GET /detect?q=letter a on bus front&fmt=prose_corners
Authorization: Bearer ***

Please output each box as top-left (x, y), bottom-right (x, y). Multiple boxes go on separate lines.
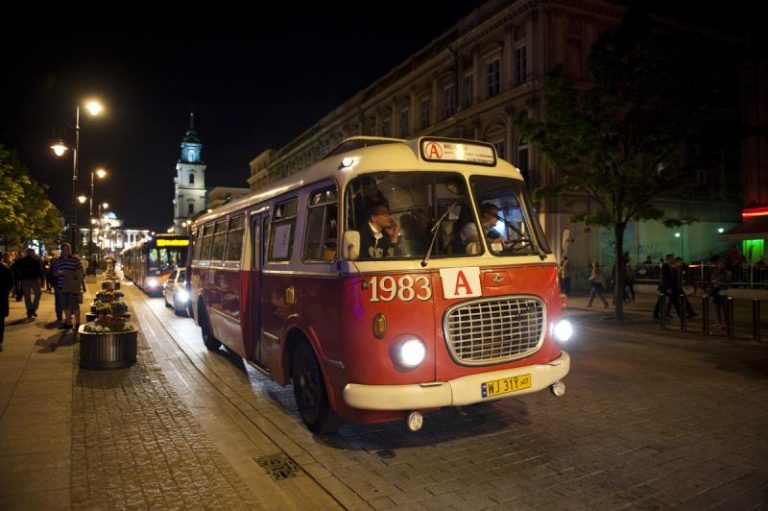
top-left (439, 267), bottom-right (482, 299)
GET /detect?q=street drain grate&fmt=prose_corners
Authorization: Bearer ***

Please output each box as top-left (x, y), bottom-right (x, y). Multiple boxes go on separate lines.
top-left (254, 453), bottom-right (300, 480)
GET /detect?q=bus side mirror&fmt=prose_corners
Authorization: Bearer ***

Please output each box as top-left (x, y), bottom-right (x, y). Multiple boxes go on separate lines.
top-left (343, 231), bottom-right (360, 260)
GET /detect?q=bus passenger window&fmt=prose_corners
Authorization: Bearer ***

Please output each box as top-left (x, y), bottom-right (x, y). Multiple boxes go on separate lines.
top-left (269, 198), bottom-right (298, 261)
top-left (225, 215), bottom-right (245, 263)
top-left (211, 220), bottom-right (228, 261)
top-left (303, 186), bottom-right (338, 262)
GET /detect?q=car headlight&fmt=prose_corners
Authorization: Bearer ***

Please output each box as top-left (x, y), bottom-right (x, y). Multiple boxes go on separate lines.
top-left (392, 336), bottom-right (426, 369)
top-left (176, 288), bottom-right (189, 303)
top-left (553, 319), bottom-right (574, 343)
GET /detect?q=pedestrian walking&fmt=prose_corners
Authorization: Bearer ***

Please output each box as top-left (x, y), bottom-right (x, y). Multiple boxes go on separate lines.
top-left (587, 261), bottom-right (609, 308)
top-left (0, 252), bottom-right (13, 347)
top-left (11, 248), bottom-right (45, 319)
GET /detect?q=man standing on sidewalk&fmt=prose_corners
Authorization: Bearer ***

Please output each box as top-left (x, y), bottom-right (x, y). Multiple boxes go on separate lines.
top-left (11, 248), bottom-right (44, 319)
top-left (52, 243), bottom-right (85, 330)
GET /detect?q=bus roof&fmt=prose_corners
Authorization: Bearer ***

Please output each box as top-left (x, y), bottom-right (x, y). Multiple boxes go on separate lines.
top-left (193, 136), bottom-right (524, 226)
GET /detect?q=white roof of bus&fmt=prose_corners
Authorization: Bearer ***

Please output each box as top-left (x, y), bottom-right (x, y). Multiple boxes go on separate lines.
top-left (193, 136), bottom-right (524, 225)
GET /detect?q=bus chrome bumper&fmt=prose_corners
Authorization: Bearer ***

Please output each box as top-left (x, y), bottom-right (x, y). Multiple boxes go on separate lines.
top-left (343, 351), bottom-right (570, 411)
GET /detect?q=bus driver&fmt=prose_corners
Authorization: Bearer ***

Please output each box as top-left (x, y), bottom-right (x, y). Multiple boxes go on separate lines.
top-left (360, 202), bottom-right (400, 259)
top-left (460, 202), bottom-right (503, 254)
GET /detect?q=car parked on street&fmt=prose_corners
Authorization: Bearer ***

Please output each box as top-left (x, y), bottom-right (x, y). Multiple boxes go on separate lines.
top-left (163, 268), bottom-right (189, 316)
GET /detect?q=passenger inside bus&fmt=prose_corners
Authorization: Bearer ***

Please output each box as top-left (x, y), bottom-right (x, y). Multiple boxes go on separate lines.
top-left (352, 176), bottom-right (389, 227)
top-left (460, 202), bottom-right (503, 254)
top-left (399, 208), bottom-right (431, 257)
top-left (359, 202), bottom-right (400, 259)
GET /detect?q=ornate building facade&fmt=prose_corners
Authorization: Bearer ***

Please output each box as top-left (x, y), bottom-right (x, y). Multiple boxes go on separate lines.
top-left (247, 0), bottom-right (746, 288)
top-left (173, 114), bottom-right (207, 235)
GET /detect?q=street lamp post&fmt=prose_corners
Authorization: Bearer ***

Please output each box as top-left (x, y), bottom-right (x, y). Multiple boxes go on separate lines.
top-left (50, 99), bottom-right (103, 253)
top-left (88, 168), bottom-right (107, 274)
top-left (97, 202), bottom-right (109, 256)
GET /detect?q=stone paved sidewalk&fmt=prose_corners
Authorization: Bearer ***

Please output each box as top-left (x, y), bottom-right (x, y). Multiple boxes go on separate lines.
top-left (71, 331), bottom-right (263, 510)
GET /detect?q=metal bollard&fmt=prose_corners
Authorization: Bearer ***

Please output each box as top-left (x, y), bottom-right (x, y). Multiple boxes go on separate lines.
top-left (701, 295), bottom-right (709, 335)
top-left (726, 297), bottom-right (735, 339)
top-left (753, 299), bottom-right (761, 342)
top-left (659, 293), bottom-right (667, 329)
top-left (680, 292), bottom-right (687, 332)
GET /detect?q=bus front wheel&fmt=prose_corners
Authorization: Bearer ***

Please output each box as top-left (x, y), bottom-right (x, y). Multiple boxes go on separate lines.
top-left (292, 342), bottom-right (343, 434)
top-left (198, 304), bottom-right (221, 351)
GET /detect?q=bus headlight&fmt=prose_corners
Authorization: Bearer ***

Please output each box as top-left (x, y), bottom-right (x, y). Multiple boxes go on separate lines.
top-left (176, 288), bottom-right (190, 303)
top-left (392, 337), bottom-right (426, 369)
top-left (147, 277), bottom-right (159, 288)
top-left (553, 319), bottom-right (574, 343)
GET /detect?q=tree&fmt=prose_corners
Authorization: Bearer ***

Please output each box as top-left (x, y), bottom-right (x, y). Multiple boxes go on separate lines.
top-left (515, 10), bottom-right (726, 320)
top-left (0, 145), bottom-right (64, 250)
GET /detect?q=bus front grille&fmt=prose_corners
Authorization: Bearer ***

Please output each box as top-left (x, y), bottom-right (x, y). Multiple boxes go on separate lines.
top-left (443, 296), bottom-right (545, 365)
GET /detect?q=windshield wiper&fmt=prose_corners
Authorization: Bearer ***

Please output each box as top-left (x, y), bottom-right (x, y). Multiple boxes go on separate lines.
top-left (420, 203), bottom-right (457, 268)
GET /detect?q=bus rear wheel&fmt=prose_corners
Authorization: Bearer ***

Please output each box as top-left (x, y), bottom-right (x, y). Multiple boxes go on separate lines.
top-left (198, 304), bottom-right (221, 351)
top-left (292, 342), bottom-right (343, 434)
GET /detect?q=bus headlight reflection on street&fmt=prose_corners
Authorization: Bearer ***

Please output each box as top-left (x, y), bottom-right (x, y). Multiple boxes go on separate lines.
top-left (393, 336), bottom-right (426, 369)
top-left (553, 319), bottom-right (574, 343)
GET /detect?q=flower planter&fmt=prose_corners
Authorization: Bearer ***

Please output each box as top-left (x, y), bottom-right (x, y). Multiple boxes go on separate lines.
top-left (101, 280), bottom-right (121, 290)
top-left (86, 312), bottom-right (131, 323)
top-left (78, 326), bottom-right (138, 369)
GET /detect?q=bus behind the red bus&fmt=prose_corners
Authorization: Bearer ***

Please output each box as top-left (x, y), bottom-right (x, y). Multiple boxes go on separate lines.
top-left (121, 234), bottom-right (189, 296)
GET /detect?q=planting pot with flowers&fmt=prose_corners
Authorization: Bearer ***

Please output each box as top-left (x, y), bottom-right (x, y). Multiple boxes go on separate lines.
top-left (79, 315), bottom-right (138, 369)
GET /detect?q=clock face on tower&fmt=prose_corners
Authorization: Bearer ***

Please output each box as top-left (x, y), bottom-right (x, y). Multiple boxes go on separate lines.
top-left (187, 148), bottom-right (197, 162)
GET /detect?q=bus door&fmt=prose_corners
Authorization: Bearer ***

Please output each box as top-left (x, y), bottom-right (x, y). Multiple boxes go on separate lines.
top-left (245, 212), bottom-right (266, 362)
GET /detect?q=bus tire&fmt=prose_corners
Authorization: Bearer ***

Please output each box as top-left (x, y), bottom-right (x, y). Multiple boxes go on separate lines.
top-left (292, 342), bottom-right (343, 434)
top-left (198, 303), bottom-right (221, 351)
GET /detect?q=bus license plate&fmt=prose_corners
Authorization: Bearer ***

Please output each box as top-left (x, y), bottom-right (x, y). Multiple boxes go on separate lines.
top-left (481, 374), bottom-right (532, 398)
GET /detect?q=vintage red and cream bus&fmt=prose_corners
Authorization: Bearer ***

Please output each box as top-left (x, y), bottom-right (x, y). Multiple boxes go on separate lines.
top-left (189, 136), bottom-right (572, 433)
top-left (121, 234), bottom-right (189, 296)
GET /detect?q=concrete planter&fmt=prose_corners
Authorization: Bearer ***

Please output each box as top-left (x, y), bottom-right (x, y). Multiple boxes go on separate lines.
top-left (78, 326), bottom-right (137, 369)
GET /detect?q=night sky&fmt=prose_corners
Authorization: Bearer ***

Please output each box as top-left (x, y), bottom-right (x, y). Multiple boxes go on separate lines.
top-left (0, 2), bottom-right (487, 233)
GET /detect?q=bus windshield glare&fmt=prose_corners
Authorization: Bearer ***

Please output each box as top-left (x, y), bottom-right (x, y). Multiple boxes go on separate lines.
top-left (345, 172), bottom-right (548, 260)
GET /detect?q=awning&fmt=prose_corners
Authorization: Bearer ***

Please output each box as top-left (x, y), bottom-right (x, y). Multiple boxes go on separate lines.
top-left (719, 216), bottom-right (768, 241)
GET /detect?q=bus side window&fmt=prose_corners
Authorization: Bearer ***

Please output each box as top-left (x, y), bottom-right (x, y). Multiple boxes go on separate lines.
top-left (303, 186), bottom-right (338, 263)
top-left (269, 198), bottom-right (298, 261)
top-left (201, 224), bottom-right (215, 260)
top-left (225, 215), bottom-right (245, 264)
top-left (211, 220), bottom-right (228, 261)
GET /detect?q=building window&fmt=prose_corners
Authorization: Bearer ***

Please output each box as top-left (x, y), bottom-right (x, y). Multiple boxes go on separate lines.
top-left (443, 84), bottom-right (455, 118)
top-left (381, 119), bottom-right (390, 137)
top-left (189, 173), bottom-right (195, 185)
top-left (188, 203), bottom-right (194, 215)
top-left (486, 58), bottom-right (500, 98)
top-left (420, 98), bottom-right (430, 130)
top-left (515, 46), bottom-right (527, 85)
top-left (399, 109), bottom-right (409, 138)
top-left (462, 72), bottom-right (474, 108)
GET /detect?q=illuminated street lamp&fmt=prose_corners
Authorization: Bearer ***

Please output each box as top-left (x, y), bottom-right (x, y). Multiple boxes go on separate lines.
top-left (87, 168), bottom-right (108, 274)
top-left (50, 99), bottom-right (104, 252)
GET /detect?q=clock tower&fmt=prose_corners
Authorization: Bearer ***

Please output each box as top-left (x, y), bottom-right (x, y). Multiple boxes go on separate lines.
top-left (173, 113), bottom-right (207, 234)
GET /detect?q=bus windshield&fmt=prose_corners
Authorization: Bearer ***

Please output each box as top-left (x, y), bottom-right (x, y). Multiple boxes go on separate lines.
top-left (345, 172), bottom-right (547, 260)
top-left (148, 247), bottom-right (187, 274)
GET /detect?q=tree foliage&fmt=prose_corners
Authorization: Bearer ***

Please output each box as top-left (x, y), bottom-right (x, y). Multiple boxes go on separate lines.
top-left (0, 145), bottom-right (64, 249)
top-left (515, 9), bottom-right (724, 319)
